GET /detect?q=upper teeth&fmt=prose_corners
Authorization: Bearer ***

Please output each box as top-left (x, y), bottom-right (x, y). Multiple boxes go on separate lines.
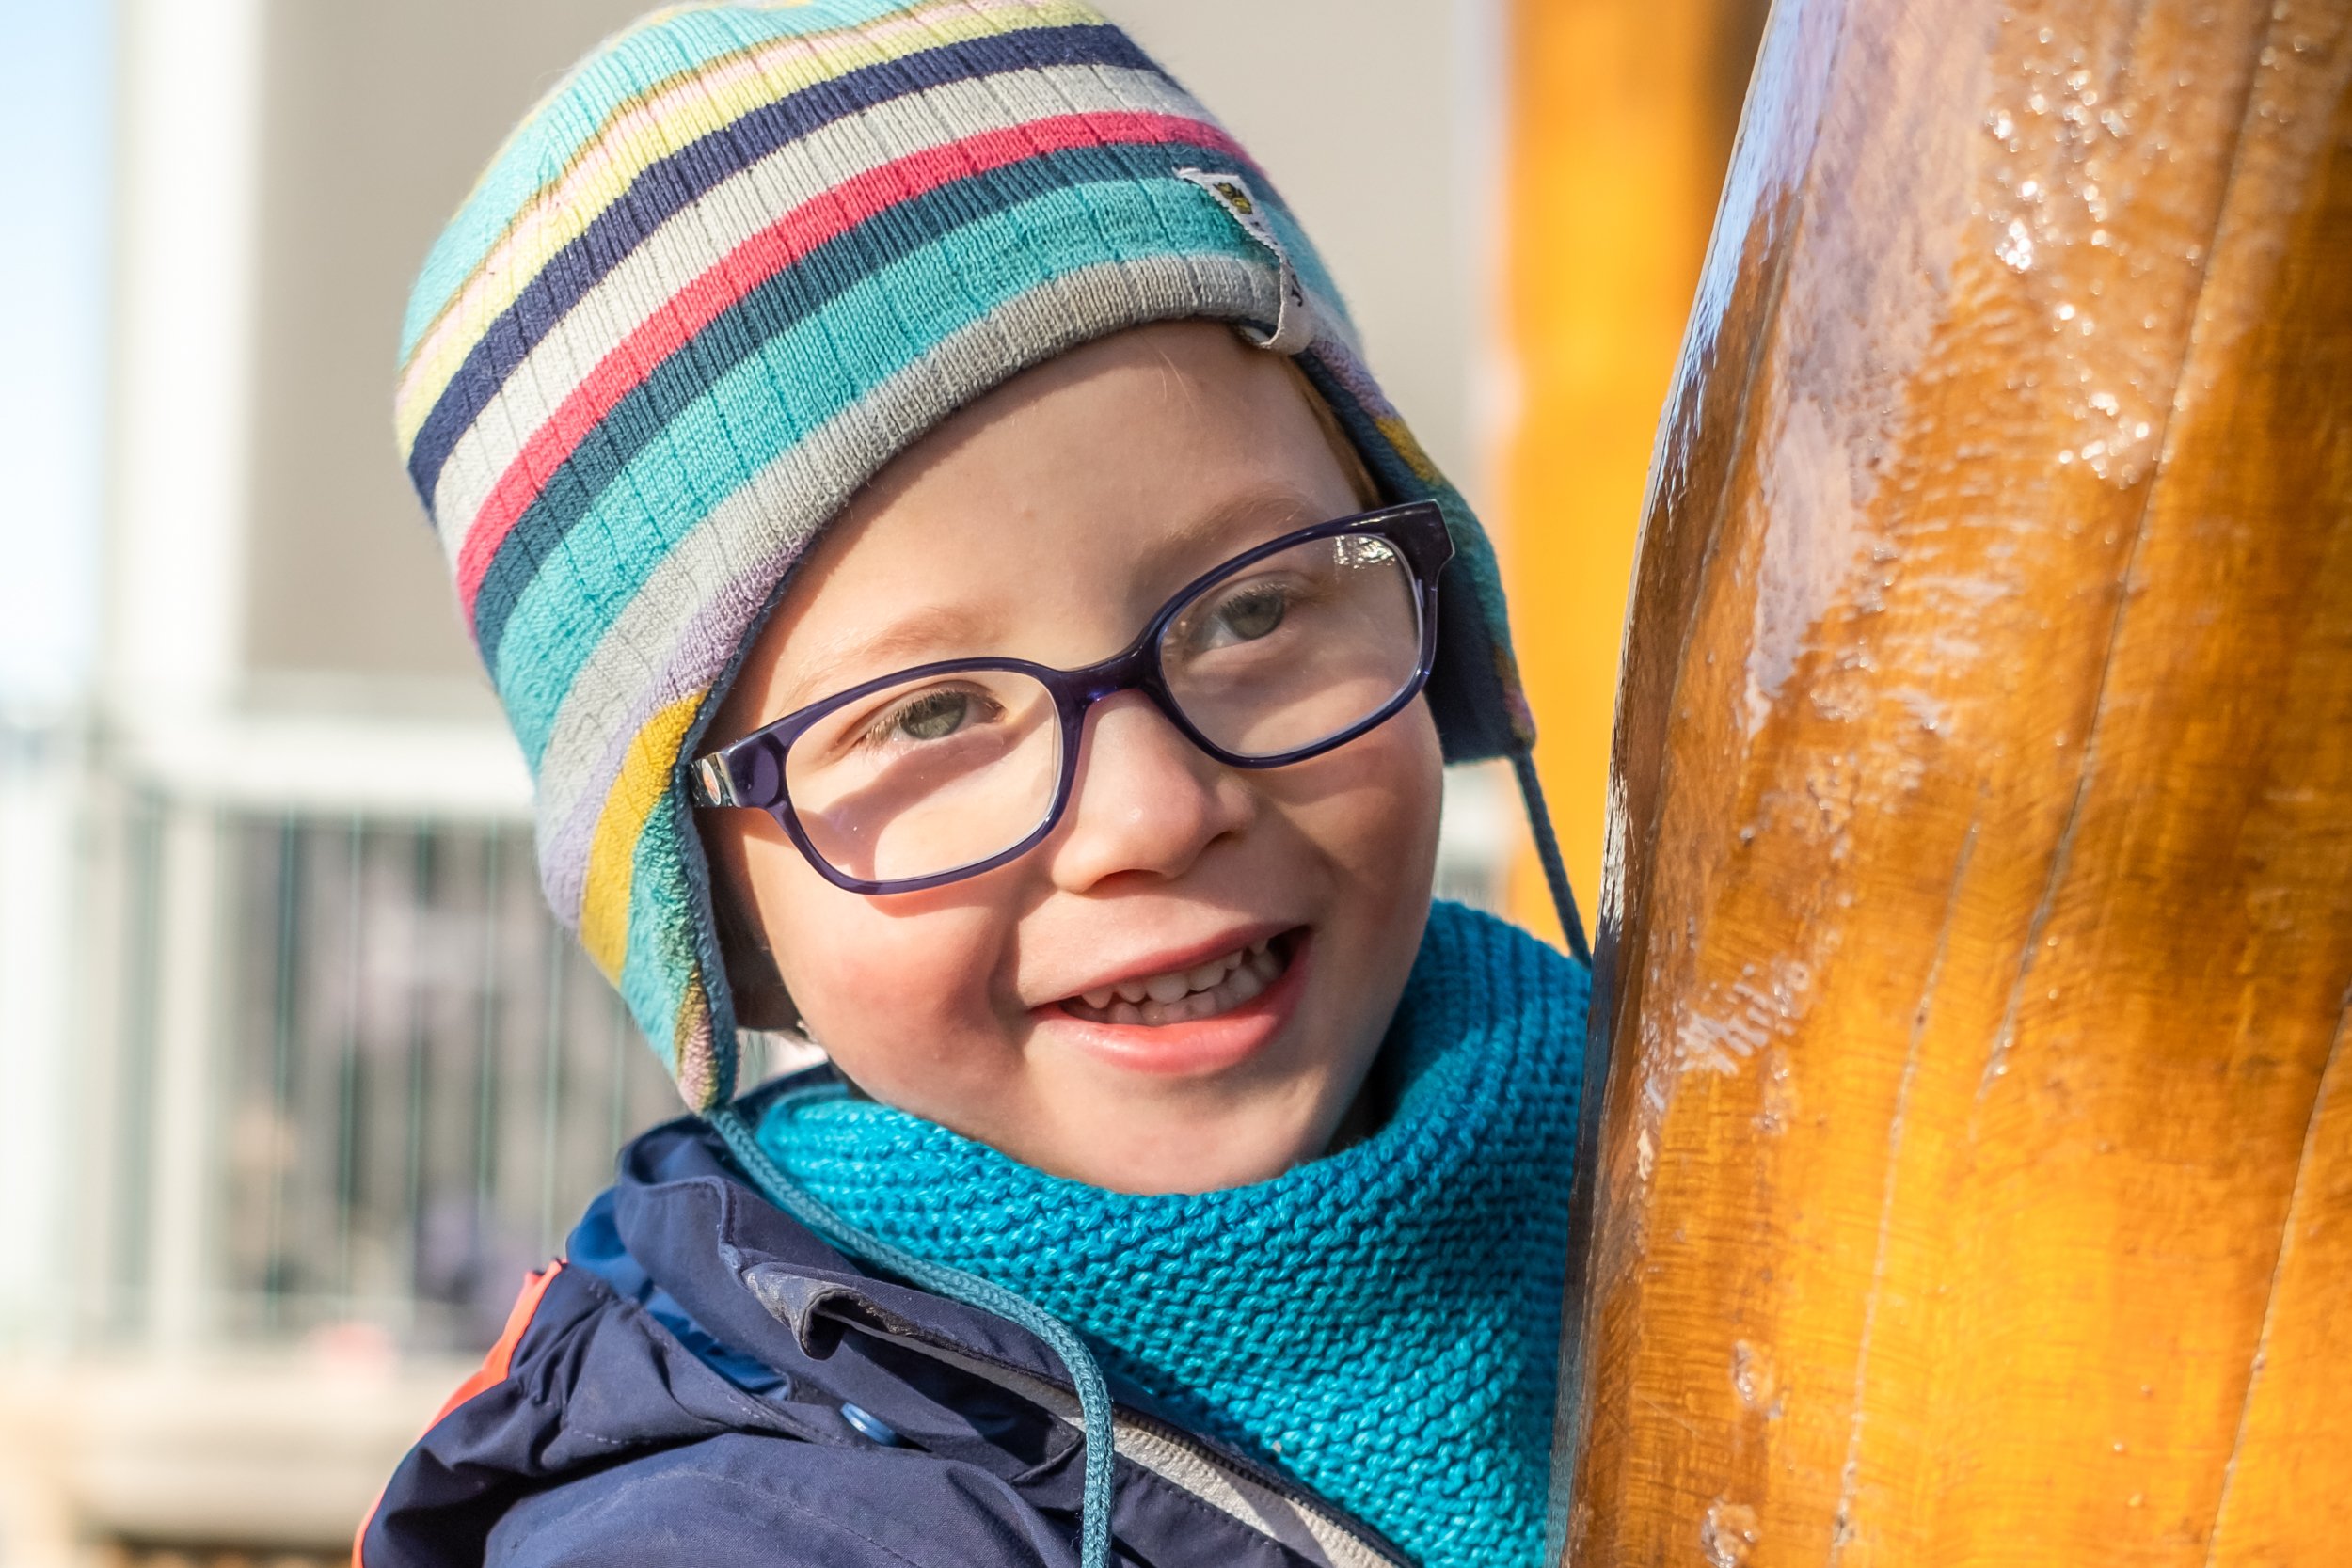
top-left (1081, 939), bottom-right (1272, 1011)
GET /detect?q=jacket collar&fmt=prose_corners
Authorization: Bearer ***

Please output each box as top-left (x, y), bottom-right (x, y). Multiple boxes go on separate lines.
top-left (598, 1080), bottom-right (1412, 1568)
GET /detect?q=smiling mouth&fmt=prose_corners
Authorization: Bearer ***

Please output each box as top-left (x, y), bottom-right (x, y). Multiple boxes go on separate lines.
top-left (1059, 932), bottom-right (1299, 1027)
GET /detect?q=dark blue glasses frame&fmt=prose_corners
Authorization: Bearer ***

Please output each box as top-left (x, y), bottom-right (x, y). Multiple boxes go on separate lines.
top-left (690, 500), bottom-right (1455, 895)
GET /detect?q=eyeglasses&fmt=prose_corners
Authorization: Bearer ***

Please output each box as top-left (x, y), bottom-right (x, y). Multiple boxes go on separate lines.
top-left (691, 500), bottom-right (1454, 895)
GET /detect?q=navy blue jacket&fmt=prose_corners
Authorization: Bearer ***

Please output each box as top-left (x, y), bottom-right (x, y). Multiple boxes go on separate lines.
top-left (361, 1077), bottom-right (1410, 1568)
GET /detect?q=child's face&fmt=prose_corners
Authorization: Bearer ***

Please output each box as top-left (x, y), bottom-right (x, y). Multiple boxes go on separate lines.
top-left (705, 323), bottom-right (1442, 1194)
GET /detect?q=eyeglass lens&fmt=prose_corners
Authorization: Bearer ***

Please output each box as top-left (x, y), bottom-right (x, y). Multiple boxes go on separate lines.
top-left (782, 531), bottom-right (1422, 885)
top-left (1158, 531), bottom-right (1421, 759)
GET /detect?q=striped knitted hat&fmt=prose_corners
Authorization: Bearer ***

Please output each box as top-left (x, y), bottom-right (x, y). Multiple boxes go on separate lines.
top-left (398, 0), bottom-right (1536, 1111)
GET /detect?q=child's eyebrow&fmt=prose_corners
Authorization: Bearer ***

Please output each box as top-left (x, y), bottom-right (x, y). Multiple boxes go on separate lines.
top-left (768, 485), bottom-right (1341, 712)
top-left (774, 606), bottom-right (997, 710)
top-left (1112, 487), bottom-right (1341, 589)
top-left (1174, 488), bottom-right (1334, 556)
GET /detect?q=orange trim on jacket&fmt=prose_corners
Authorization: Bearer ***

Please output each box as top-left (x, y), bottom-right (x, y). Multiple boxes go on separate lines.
top-left (352, 1263), bottom-right (565, 1568)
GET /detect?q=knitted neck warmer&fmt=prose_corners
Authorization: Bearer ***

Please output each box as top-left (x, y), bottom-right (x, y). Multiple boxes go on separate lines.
top-left (755, 900), bottom-right (1589, 1568)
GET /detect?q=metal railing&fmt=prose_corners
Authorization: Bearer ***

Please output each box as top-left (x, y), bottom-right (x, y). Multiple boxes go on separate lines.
top-left (83, 794), bottom-right (687, 1356)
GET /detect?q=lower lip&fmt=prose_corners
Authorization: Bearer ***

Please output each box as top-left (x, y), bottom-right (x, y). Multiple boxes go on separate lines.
top-left (1038, 933), bottom-right (1312, 1079)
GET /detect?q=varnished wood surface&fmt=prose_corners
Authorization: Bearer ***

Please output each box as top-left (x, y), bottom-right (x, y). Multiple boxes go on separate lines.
top-left (1556, 0), bottom-right (2352, 1562)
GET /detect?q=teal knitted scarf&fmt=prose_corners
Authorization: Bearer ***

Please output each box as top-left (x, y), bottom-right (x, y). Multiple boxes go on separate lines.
top-left (754, 900), bottom-right (1589, 1568)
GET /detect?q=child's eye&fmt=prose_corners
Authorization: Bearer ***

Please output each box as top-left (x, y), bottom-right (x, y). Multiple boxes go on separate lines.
top-left (875, 689), bottom-right (982, 745)
top-left (1199, 584), bottom-right (1289, 647)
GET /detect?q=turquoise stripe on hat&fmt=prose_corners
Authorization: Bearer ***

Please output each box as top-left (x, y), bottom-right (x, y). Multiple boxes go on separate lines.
top-left (464, 131), bottom-right (1246, 673)
top-left (490, 176), bottom-right (1259, 760)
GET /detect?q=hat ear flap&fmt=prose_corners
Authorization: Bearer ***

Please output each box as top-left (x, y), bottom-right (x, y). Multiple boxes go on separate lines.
top-left (707, 863), bottom-right (799, 1033)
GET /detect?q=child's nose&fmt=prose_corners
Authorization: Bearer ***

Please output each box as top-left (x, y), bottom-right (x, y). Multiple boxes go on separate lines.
top-left (1043, 691), bottom-right (1254, 892)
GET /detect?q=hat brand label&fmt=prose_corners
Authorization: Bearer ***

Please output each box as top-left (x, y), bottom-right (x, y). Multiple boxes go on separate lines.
top-left (1175, 167), bottom-right (1314, 355)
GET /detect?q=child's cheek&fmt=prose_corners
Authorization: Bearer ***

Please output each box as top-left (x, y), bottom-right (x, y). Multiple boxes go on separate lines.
top-left (776, 894), bottom-right (1021, 1097)
top-left (1279, 705), bottom-right (1444, 887)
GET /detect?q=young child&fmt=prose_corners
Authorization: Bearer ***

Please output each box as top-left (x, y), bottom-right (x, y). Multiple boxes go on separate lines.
top-left (363, 5), bottom-right (1592, 1566)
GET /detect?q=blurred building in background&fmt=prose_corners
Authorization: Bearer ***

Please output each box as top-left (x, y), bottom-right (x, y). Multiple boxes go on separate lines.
top-left (0, 0), bottom-right (1760, 1561)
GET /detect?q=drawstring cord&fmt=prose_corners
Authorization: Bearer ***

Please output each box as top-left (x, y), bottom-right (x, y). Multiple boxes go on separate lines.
top-left (706, 1094), bottom-right (1119, 1568)
top-left (1509, 749), bottom-right (1592, 966)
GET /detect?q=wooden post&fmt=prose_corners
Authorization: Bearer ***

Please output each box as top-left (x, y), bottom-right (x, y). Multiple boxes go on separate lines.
top-left (1556, 0), bottom-right (2352, 1561)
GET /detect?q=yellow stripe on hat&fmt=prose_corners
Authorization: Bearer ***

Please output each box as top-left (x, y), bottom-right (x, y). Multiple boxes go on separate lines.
top-left (394, 0), bottom-right (1107, 451)
top-left (579, 689), bottom-right (707, 982)
top-left (1375, 415), bottom-right (1443, 484)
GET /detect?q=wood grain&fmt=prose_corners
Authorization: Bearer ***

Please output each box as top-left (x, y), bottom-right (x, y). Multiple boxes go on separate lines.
top-left (1554, 0), bottom-right (2352, 1562)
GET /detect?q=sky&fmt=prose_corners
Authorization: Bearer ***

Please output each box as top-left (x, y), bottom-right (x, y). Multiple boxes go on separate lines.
top-left (0, 0), bottom-right (110, 709)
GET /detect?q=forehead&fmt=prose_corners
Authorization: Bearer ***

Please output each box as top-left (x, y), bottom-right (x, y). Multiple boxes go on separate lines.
top-left (739, 323), bottom-right (1365, 712)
